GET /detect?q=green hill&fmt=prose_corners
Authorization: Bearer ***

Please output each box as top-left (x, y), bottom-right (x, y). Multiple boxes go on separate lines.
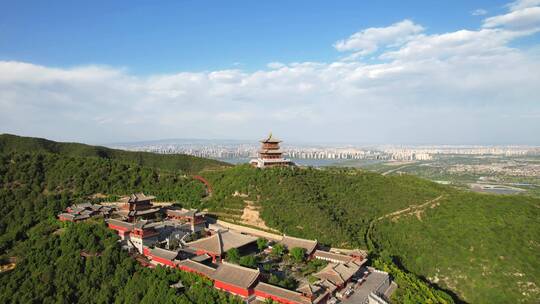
top-left (201, 165), bottom-right (540, 303)
top-left (0, 133), bottom-right (230, 173)
top-left (371, 192), bottom-right (540, 304)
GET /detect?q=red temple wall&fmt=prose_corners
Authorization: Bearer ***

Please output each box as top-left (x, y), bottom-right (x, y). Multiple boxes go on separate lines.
top-left (195, 250), bottom-right (219, 262)
top-left (149, 256), bottom-right (175, 267)
top-left (178, 265), bottom-right (211, 278)
top-left (214, 281), bottom-right (251, 297)
top-left (108, 224), bottom-right (131, 232)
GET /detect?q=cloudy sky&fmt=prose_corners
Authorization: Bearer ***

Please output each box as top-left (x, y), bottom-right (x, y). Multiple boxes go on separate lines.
top-left (1, 0), bottom-right (539, 145)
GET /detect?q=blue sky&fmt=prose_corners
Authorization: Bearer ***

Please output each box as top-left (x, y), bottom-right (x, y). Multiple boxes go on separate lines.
top-left (0, 0), bottom-right (539, 145)
top-left (1, 0), bottom-right (515, 73)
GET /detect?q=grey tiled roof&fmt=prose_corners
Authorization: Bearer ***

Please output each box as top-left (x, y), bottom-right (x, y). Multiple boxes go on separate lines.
top-left (280, 235), bottom-right (318, 254)
top-left (120, 193), bottom-right (156, 203)
top-left (176, 259), bottom-right (216, 277)
top-left (106, 218), bottom-right (134, 230)
top-left (149, 247), bottom-right (179, 260)
top-left (166, 208), bottom-right (198, 217)
top-left (313, 261), bottom-right (361, 286)
top-left (186, 230), bottom-right (257, 255)
top-left (313, 250), bottom-right (354, 263)
top-left (255, 282), bottom-right (312, 304)
top-left (211, 262), bottom-right (260, 289)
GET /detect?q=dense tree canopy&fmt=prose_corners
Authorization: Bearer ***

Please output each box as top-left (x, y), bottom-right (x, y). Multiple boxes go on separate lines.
top-left (0, 133), bottom-right (230, 174)
top-left (203, 165), bottom-right (540, 303)
top-left (0, 221), bottom-right (242, 304)
top-left (0, 152), bottom-right (207, 253)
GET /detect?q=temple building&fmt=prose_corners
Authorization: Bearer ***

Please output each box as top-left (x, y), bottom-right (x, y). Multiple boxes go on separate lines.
top-left (185, 229), bottom-right (258, 262)
top-left (129, 221), bottom-right (160, 253)
top-left (212, 262), bottom-right (260, 298)
top-left (313, 260), bottom-right (363, 289)
top-left (165, 208), bottom-right (206, 232)
top-left (250, 133), bottom-right (294, 168)
top-left (117, 193), bottom-right (160, 222)
top-left (279, 235), bottom-right (319, 256)
top-left (58, 202), bottom-right (113, 222)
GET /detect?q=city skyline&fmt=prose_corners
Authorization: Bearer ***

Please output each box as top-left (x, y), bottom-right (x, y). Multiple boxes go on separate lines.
top-left (1, 0), bottom-right (540, 144)
top-left (110, 136), bottom-right (540, 161)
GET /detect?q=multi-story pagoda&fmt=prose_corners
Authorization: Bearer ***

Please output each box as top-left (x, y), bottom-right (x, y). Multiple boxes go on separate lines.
top-left (250, 133), bottom-right (294, 168)
top-left (118, 193), bottom-right (160, 222)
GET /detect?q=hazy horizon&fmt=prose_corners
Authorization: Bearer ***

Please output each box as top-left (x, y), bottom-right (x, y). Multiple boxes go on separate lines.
top-left (4, 132), bottom-right (539, 148)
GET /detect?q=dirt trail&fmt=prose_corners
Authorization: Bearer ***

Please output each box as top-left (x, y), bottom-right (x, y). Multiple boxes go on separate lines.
top-left (377, 195), bottom-right (445, 222)
top-left (240, 200), bottom-right (272, 230)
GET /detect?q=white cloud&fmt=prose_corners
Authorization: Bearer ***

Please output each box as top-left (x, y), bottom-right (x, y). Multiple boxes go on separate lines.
top-left (380, 29), bottom-right (525, 61)
top-left (267, 62), bottom-right (285, 69)
top-left (1, 1), bottom-right (539, 144)
top-left (333, 19), bottom-right (424, 56)
top-left (472, 9), bottom-right (488, 16)
top-left (483, 0), bottom-right (540, 30)
top-left (507, 0), bottom-right (540, 11)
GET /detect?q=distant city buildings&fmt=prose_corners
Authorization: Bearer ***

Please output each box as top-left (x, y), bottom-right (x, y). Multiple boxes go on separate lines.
top-left (111, 141), bottom-right (540, 163)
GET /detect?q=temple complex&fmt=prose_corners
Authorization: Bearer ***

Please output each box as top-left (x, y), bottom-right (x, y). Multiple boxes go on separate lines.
top-left (58, 192), bottom-right (395, 303)
top-left (250, 133), bottom-right (294, 168)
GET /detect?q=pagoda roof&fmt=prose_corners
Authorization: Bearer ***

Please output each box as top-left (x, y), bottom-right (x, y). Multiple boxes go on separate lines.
top-left (259, 149), bottom-right (284, 154)
top-left (260, 133), bottom-right (282, 143)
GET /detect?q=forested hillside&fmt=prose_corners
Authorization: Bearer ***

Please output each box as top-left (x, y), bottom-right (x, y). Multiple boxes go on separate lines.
top-left (0, 221), bottom-right (242, 304)
top-left (0, 152), bottom-right (205, 253)
top-left (202, 165), bottom-right (540, 303)
top-left (0, 133), bottom-right (230, 173)
top-left (0, 136), bottom-right (538, 303)
top-left (371, 193), bottom-right (540, 304)
top-left (202, 165), bottom-right (446, 248)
